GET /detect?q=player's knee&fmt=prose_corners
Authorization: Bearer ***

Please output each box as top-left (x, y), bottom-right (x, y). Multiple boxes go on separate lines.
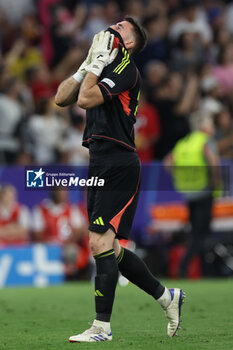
top-left (89, 231), bottom-right (106, 255)
top-left (89, 230), bottom-right (114, 255)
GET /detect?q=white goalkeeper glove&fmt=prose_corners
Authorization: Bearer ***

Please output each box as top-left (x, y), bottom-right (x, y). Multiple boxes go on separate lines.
top-left (85, 30), bottom-right (118, 77)
top-left (72, 35), bottom-right (99, 83)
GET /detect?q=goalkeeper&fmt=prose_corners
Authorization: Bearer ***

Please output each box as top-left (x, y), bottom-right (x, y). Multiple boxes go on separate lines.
top-left (55, 17), bottom-right (185, 343)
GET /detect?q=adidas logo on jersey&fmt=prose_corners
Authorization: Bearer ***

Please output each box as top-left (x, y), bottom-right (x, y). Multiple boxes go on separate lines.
top-left (93, 217), bottom-right (104, 225)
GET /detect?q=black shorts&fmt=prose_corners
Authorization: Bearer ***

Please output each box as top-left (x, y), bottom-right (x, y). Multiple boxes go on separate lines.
top-left (87, 144), bottom-right (141, 239)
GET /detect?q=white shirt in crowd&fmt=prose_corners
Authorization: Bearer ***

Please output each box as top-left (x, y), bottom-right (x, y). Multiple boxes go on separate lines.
top-left (169, 8), bottom-right (213, 44)
top-left (0, 94), bottom-right (22, 152)
top-left (28, 114), bottom-right (67, 164)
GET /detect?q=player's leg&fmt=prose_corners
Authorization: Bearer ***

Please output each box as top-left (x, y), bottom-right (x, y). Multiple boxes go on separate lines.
top-left (90, 229), bottom-right (118, 323)
top-left (114, 239), bottom-right (165, 298)
top-left (110, 157), bottom-right (185, 337)
top-left (69, 228), bottom-right (118, 343)
top-left (114, 239), bottom-right (185, 337)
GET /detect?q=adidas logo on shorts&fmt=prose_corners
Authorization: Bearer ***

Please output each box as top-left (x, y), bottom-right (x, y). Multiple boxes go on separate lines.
top-left (93, 217), bottom-right (104, 225)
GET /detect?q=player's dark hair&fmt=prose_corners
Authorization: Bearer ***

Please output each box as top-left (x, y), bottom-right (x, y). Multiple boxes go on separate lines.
top-left (124, 16), bottom-right (147, 55)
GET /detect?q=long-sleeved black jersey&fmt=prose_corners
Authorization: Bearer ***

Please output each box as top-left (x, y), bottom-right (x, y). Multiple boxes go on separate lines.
top-left (82, 29), bottom-right (141, 152)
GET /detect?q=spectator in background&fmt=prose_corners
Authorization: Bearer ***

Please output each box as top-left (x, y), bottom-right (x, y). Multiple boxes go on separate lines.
top-left (144, 60), bottom-right (168, 95)
top-left (36, 0), bottom-right (61, 67)
top-left (204, 1), bottom-right (224, 34)
top-left (200, 75), bottom-right (223, 114)
top-left (146, 0), bottom-right (168, 18)
top-left (224, 1), bottom-right (233, 35)
top-left (0, 6), bottom-right (11, 53)
top-left (0, 78), bottom-right (24, 164)
top-left (171, 29), bottom-right (204, 72)
top-left (151, 72), bottom-right (198, 158)
top-left (32, 188), bottom-right (90, 279)
top-left (169, 1), bottom-right (213, 45)
top-left (26, 47), bottom-right (90, 104)
top-left (27, 64), bottom-right (59, 103)
top-left (164, 110), bottom-right (220, 277)
top-left (135, 13), bottom-right (170, 73)
top-left (104, 1), bottom-right (121, 25)
top-left (207, 27), bottom-right (232, 65)
top-left (62, 105), bottom-right (89, 165)
top-left (0, 0), bottom-right (35, 26)
top-left (26, 98), bottom-right (68, 164)
top-left (135, 89), bottom-right (161, 162)
top-left (83, 4), bottom-right (109, 42)
top-left (50, 4), bottom-right (75, 67)
top-left (125, 0), bottom-right (145, 22)
top-left (211, 43), bottom-right (233, 93)
top-left (0, 184), bottom-right (30, 246)
top-left (32, 188), bottom-right (87, 244)
top-left (214, 106), bottom-right (233, 159)
top-left (6, 35), bottom-right (43, 82)
top-left (0, 64), bottom-right (11, 93)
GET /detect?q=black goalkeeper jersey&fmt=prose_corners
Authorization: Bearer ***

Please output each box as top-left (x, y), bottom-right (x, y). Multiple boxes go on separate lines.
top-left (82, 29), bottom-right (141, 152)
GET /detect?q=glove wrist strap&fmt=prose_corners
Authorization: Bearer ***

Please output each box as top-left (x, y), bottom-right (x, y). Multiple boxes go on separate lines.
top-left (72, 71), bottom-right (84, 83)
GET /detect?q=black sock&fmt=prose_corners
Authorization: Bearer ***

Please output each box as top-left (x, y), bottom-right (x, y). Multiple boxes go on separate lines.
top-left (117, 248), bottom-right (165, 299)
top-left (94, 249), bottom-right (118, 322)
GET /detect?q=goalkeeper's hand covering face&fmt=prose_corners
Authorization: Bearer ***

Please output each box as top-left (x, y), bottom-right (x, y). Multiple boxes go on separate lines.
top-left (85, 30), bottom-right (118, 77)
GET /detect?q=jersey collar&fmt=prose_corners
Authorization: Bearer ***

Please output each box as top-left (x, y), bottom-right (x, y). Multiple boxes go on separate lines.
top-left (105, 27), bottom-right (127, 52)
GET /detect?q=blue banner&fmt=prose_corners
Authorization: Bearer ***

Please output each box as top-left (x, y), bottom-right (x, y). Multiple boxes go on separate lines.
top-left (0, 244), bottom-right (64, 288)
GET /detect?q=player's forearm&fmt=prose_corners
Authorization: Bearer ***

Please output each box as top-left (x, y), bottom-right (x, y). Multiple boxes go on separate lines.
top-left (78, 73), bottom-right (104, 109)
top-left (55, 76), bottom-right (81, 107)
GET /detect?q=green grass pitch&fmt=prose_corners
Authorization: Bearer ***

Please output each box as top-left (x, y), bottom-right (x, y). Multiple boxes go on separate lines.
top-left (1, 279), bottom-right (233, 350)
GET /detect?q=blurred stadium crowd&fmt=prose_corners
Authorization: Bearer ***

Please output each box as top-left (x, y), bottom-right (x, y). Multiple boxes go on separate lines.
top-left (0, 0), bottom-right (232, 165)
